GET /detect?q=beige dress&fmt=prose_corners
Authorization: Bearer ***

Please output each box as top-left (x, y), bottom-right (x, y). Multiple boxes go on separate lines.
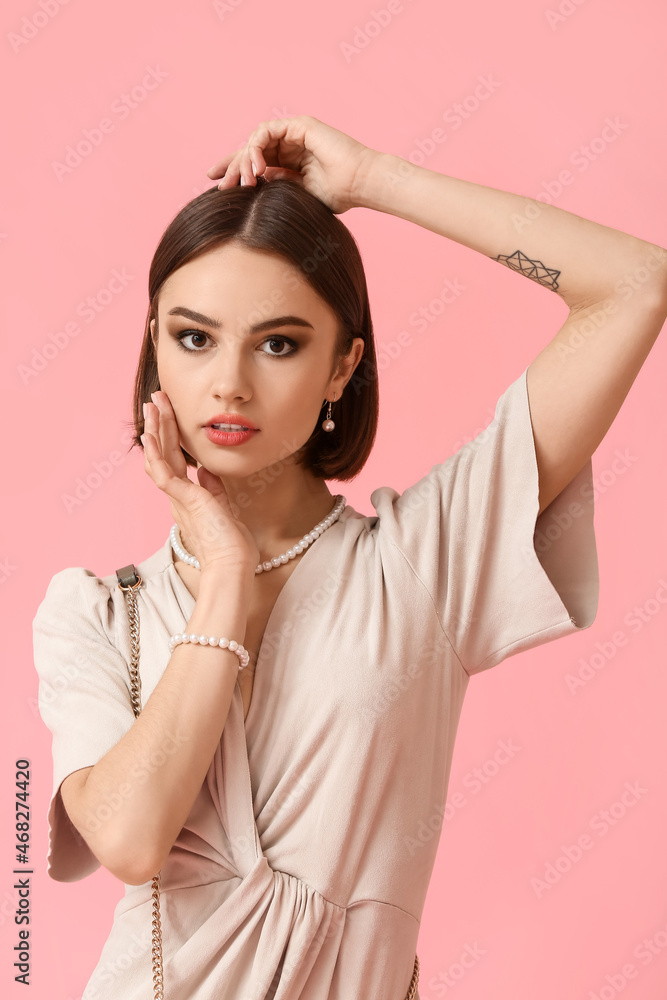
top-left (33, 366), bottom-right (599, 1000)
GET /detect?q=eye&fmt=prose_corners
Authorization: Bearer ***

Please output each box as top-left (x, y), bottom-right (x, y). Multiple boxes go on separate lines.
top-left (175, 330), bottom-right (210, 352)
top-left (173, 330), bottom-right (298, 358)
top-left (259, 336), bottom-right (298, 359)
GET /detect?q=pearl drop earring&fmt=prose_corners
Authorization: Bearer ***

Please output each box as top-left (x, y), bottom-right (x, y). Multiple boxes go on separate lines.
top-left (321, 392), bottom-right (337, 432)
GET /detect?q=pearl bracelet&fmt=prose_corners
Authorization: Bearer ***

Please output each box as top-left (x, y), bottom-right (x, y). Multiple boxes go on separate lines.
top-left (168, 633), bottom-right (250, 670)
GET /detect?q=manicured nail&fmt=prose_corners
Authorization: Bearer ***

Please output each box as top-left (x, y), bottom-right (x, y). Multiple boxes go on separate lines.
top-left (251, 162), bottom-right (257, 176)
top-left (142, 402), bottom-right (147, 418)
top-left (150, 392), bottom-right (158, 404)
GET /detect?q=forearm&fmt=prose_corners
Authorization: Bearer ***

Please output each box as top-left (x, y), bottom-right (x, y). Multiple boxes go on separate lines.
top-left (78, 567), bottom-right (251, 884)
top-left (354, 151), bottom-right (667, 309)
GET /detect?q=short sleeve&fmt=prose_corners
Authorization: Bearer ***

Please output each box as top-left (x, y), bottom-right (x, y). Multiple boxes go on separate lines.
top-left (370, 365), bottom-right (599, 676)
top-left (32, 567), bottom-right (136, 882)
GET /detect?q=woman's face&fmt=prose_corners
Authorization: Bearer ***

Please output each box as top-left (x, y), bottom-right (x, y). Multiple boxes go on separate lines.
top-left (151, 243), bottom-right (364, 481)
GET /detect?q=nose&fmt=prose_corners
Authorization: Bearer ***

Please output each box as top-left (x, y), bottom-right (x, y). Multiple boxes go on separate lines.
top-left (209, 338), bottom-right (252, 403)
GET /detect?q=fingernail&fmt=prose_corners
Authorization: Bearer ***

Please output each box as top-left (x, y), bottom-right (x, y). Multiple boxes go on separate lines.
top-left (240, 176), bottom-right (246, 186)
top-left (251, 162), bottom-right (257, 176)
top-left (142, 402), bottom-right (147, 418)
top-left (150, 392), bottom-right (158, 404)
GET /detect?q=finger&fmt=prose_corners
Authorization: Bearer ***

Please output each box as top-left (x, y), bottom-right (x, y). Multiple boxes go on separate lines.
top-left (209, 149), bottom-right (258, 184)
top-left (141, 430), bottom-right (207, 547)
top-left (143, 433), bottom-right (200, 507)
top-left (210, 120), bottom-right (291, 184)
top-left (140, 430), bottom-right (152, 467)
top-left (236, 155), bottom-right (256, 187)
top-left (248, 143), bottom-right (266, 176)
top-left (217, 159), bottom-right (242, 189)
top-left (144, 403), bottom-right (162, 464)
top-left (143, 406), bottom-right (213, 501)
top-left (144, 404), bottom-right (187, 497)
top-left (144, 401), bottom-right (165, 464)
top-left (197, 466), bottom-right (232, 503)
top-left (206, 147), bottom-right (241, 178)
top-left (140, 430), bottom-right (162, 479)
top-left (261, 166), bottom-right (303, 184)
top-left (206, 139), bottom-right (254, 180)
top-left (206, 161), bottom-right (227, 179)
top-left (254, 119), bottom-right (308, 170)
top-left (141, 424), bottom-right (168, 487)
top-left (151, 393), bottom-right (187, 475)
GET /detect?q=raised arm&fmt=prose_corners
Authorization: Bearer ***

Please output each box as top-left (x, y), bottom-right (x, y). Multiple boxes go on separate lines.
top-left (352, 152), bottom-right (667, 514)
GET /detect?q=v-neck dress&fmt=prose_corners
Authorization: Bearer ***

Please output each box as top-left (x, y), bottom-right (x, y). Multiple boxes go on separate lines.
top-left (33, 366), bottom-right (600, 1000)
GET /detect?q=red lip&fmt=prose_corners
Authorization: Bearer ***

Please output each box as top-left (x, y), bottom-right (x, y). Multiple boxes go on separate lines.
top-left (204, 413), bottom-right (259, 430)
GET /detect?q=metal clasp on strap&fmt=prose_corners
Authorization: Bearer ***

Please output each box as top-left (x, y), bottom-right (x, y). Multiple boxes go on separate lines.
top-left (116, 564), bottom-right (143, 592)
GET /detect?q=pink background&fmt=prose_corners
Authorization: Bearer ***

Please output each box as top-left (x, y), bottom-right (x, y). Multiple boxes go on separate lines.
top-left (2, 0), bottom-right (666, 997)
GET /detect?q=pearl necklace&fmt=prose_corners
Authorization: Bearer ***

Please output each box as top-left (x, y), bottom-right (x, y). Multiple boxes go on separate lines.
top-left (169, 494), bottom-right (347, 575)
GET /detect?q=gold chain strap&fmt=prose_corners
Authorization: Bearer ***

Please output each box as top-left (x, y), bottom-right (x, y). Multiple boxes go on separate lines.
top-left (117, 570), bottom-right (165, 1000)
top-left (117, 567), bottom-right (419, 1000)
top-left (405, 953), bottom-right (420, 999)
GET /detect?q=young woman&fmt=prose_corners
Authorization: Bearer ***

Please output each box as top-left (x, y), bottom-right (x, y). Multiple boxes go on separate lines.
top-left (33, 115), bottom-right (667, 1000)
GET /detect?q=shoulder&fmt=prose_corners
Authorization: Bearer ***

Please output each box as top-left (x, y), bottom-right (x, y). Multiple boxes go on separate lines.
top-left (32, 535), bottom-right (172, 639)
top-left (32, 566), bottom-right (116, 644)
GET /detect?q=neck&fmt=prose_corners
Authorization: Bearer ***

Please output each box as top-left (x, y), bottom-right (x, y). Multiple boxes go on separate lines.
top-left (178, 460), bottom-right (338, 563)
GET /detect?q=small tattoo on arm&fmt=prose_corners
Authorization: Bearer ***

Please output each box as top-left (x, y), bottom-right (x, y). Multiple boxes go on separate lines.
top-left (494, 250), bottom-right (561, 291)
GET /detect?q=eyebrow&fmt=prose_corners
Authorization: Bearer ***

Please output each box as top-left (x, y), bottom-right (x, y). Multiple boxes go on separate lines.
top-left (166, 306), bottom-right (315, 334)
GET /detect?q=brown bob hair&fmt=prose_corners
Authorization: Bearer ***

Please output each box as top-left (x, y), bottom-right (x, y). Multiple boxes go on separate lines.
top-left (128, 176), bottom-right (380, 481)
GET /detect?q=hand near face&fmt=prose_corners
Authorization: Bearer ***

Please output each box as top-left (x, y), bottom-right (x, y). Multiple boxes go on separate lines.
top-left (141, 391), bottom-right (260, 578)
